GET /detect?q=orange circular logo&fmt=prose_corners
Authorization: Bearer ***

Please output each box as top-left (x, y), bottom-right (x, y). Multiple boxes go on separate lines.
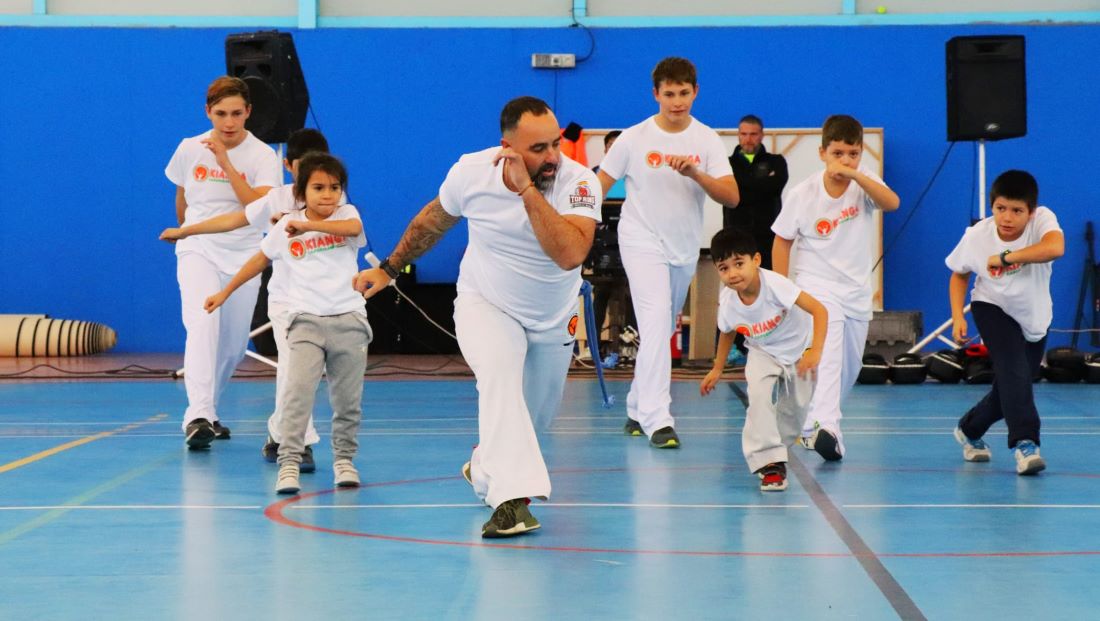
top-left (735, 324), bottom-right (752, 337)
top-left (568, 314), bottom-right (579, 337)
top-left (815, 218), bottom-right (834, 237)
top-left (576, 185), bottom-right (589, 197)
top-left (289, 239), bottom-right (306, 259)
top-left (193, 165), bottom-right (208, 181)
top-left (646, 151), bottom-right (664, 168)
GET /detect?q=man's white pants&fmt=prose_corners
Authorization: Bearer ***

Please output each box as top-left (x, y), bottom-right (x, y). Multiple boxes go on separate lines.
top-left (801, 303), bottom-right (869, 457)
top-left (620, 244), bottom-right (696, 436)
top-left (177, 252), bottom-right (260, 430)
top-left (267, 301), bottom-right (321, 446)
top-left (455, 292), bottom-right (574, 510)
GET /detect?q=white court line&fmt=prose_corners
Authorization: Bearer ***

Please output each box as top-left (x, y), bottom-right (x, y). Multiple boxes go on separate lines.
top-left (1, 416), bottom-right (1095, 425)
top-left (0, 504), bottom-right (261, 511)
top-left (8, 430), bottom-right (1100, 440)
top-left (844, 504), bottom-right (1100, 510)
top-left (290, 503), bottom-right (808, 510)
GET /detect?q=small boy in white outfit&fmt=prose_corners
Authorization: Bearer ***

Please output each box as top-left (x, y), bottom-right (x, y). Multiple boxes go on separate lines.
top-left (771, 115), bottom-right (900, 462)
top-left (702, 228), bottom-right (828, 490)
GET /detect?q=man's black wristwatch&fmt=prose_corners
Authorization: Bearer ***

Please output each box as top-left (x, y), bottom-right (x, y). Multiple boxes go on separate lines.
top-left (379, 258), bottom-right (401, 279)
top-left (999, 249), bottom-right (1012, 267)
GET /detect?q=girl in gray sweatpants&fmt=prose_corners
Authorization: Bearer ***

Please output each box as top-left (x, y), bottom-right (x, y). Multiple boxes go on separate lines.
top-left (204, 153), bottom-right (371, 494)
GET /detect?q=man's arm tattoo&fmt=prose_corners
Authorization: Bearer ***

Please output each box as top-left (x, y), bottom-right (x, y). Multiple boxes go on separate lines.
top-left (389, 198), bottom-right (460, 269)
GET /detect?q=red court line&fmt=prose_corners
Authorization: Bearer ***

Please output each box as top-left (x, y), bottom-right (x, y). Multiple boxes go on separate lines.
top-left (263, 470), bottom-right (1100, 559)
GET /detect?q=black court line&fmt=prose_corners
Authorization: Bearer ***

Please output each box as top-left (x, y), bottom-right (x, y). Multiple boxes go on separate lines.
top-left (729, 381), bottom-right (925, 620)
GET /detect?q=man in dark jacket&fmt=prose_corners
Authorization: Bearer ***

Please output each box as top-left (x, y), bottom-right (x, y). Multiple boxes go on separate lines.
top-left (722, 114), bottom-right (788, 269)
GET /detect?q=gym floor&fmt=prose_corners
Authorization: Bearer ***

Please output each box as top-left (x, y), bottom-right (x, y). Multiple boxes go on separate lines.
top-left (2, 356), bottom-right (1098, 620)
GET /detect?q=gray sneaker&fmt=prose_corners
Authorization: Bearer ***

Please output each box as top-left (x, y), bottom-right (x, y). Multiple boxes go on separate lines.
top-left (649, 426), bottom-right (680, 449)
top-left (482, 498), bottom-right (540, 538)
top-left (954, 427), bottom-right (992, 462)
top-left (623, 418), bottom-right (644, 437)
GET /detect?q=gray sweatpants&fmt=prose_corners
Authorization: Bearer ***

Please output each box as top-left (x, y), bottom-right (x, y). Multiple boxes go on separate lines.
top-left (277, 312), bottom-right (371, 467)
top-left (743, 348), bottom-right (816, 473)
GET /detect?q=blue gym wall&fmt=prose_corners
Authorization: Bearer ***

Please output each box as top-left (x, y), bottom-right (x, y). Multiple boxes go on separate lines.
top-left (1, 25), bottom-right (1096, 352)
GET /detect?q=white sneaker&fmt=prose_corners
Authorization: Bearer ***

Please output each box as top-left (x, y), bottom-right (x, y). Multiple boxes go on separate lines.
top-left (797, 434), bottom-right (814, 450)
top-left (953, 427), bottom-right (992, 462)
top-left (275, 463), bottom-right (300, 494)
top-left (1014, 440), bottom-right (1046, 475)
top-left (334, 459), bottom-right (361, 488)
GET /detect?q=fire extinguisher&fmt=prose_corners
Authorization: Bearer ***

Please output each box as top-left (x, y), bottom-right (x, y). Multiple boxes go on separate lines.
top-left (670, 313), bottom-right (683, 367)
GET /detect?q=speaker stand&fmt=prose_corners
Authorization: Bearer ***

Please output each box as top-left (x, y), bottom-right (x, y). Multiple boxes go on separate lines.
top-left (909, 140), bottom-right (985, 355)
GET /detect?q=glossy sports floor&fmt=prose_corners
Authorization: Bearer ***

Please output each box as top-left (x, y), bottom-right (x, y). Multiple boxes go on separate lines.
top-left (2, 358), bottom-right (1099, 620)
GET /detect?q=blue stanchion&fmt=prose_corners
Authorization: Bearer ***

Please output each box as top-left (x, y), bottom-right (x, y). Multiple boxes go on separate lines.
top-left (579, 280), bottom-right (614, 408)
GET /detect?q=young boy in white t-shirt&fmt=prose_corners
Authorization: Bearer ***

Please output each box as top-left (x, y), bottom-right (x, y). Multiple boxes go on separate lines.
top-left (205, 153), bottom-right (370, 494)
top-left (701, 228), bottom-right (827, 491)
top-left (771, 115), bottom-right (900, 462)
top-left (946, 170), bottom-right (1064, 475)
top-left (161, 128), bottom-right (338, 472)
top-left (597, 56), bottom-right (739, 449)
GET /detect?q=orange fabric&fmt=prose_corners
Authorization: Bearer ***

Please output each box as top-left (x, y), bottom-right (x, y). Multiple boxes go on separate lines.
top-left (560, 129), bottom-right (588, 166)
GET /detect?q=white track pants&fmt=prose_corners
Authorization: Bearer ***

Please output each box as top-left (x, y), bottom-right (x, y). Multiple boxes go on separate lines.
top-left (743, 350), bottom-right (815, 473)
top-left (267, 301), bottom-right (321, 446)
top-left (621, 244), bottom-right (696, 436)
top-left (177, 252), bottom-right (260, 430)
top-left (456, 292), bottom-right (574, 510)
top-left (801, 305), bottom-right (869, 456)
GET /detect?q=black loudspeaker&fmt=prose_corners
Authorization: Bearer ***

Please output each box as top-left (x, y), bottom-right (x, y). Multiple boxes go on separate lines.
top-left (946, 35), bottom-right (1026, 142)
top-left (225, 31), bottom-right (309, 144)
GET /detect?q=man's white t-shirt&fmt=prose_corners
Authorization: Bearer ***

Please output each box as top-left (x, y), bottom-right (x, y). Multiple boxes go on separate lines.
top-left (439, 147), bottom-right (602, 332)
top-left (260, 204), bottom-right (366, 317)
top-left (717, 269), bottom-right (813, 366)
top-left (165, 131), bottom-right (282, 273)
top-left (945, 206), bottom-right (1060, 342)
top-left (772, 167), bottom-right (885, 321)
top-left (244, 184), bottom-right (348, 307)
top-left (599, 116), bottom-right (732, 266)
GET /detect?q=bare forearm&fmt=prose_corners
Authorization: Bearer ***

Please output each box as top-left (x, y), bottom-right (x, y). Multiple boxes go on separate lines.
top-left (522, 190), bottom-right (595, 270)
top-left (388, 198), bottom-right (460, 269)
top-left (221, 160), bottom-right (270, 206)
top-left (302, 218), bottom-right (363, 238)
top-left (712, 331), bottom-right (736, 371)
top-left (1005, 231), bottom-right (1065, 265)
top-left (175, 188), bottom-right (187, 226)
top-left (694, 173), bottom-right (739, 207)
top-left (223, 252), bottom-right (270, 298)
top-left (949, 272), bottom-right (970, 320)
top-left (853, 171), bottom-right (900, 211)
top-left (772, 236), bottom-right (793, 277)
top-left (183, 212), bottom-right (250, 237)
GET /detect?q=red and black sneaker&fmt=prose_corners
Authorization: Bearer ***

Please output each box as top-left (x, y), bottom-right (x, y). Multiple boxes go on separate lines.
top-left (757, 462), bottom-right (788, 492)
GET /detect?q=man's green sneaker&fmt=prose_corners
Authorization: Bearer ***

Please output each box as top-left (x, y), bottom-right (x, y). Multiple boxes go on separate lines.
top-left (624, 418), bottom-right (644, 436)
top-left (649, 426), bottom-right (680, 449)
top-left (482, 498), bottom-right (540, 538)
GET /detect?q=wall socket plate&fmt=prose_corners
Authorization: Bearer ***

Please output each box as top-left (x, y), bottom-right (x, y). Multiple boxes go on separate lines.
top-left (531, 53), bottom-right (576, 69)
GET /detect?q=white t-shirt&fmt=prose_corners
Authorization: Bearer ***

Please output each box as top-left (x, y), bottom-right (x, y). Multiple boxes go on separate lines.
top-left (439, 147), bottom-right (602, 332)
top-left (244, 184), bottom-right (349, 306)
top-left (599, 116), bottom-right (732, 266)
top-left (945, 206), bottom-right (1060, 342)
top-left (717, 269), bottom-right (813, 366)
top-left (165, 131), bottom-right (282, 273)
top-left (260, 204), bottom-right (366, 317)
top-left (772, 167), bottom-right (885, 320)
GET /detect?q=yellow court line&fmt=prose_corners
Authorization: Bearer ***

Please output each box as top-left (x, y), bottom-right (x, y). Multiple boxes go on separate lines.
top-left (0, 414), bottom-right (168, 475)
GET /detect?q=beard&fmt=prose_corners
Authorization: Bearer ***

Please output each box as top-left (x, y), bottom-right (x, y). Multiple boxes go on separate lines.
top-left (532, 163), bottom-right (558, 192)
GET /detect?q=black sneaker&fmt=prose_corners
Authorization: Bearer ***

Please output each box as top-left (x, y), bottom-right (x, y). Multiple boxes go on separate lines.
top-left (212, 421), bottom-right (231, 440)
top-left (482, 498), bottom-right (540, 538)
top-left (623, 418), bottom-right (644, 436)
top-left (300, 446), bottom-right (316, 473)
top-left (261, 436), bottom-right (279, 463)
top-left (812, 428), bottom-right (843, 462)
top-left (649, 426), bottom-right (680, 449)
top-left (185, 418), bottom-right (215, 450)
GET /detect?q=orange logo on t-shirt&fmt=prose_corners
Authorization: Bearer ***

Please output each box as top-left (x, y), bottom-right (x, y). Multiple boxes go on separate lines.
top-left (646, 151), bottom-right (664, 168)
top-left (289, 239), bottom-right (306, 259)
top-left (193, 165), bottom-right (209, 182)
top-left (815, 218), bottom-right (833, 237)
top-left (734, 324), bottom-right (752, 337)
top-left (568, 314), bottom-right (579, 337)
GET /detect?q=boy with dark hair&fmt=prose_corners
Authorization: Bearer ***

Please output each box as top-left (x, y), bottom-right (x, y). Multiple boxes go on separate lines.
top-left (947, 170), bottom-right (1064, 474)
top-left (701, 227), bottom-right (827, 491)
top-left (597, 56), bottom-right (739, 449)
top-left (771, 114), bottom-right (900, 462)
